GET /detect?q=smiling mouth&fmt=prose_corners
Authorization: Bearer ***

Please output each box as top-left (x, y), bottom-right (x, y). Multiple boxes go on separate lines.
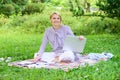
top-left (54, 22), bottom-right (59, 24)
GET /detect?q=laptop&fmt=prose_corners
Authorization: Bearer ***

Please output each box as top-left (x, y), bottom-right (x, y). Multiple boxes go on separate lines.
top-left (63, 36), bottom-right (86, 53)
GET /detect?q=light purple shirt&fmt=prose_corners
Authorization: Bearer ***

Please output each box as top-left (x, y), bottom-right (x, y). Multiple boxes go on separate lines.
top-left (38, 25), bottom-right (74, 54)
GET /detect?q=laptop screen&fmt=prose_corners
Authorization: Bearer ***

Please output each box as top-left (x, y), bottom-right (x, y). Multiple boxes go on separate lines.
top-left (63, 36), bottom-right (86, 53)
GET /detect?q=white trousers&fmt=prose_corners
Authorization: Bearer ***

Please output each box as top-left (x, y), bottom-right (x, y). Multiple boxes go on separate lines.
top-left (34, 51), bottom-right (75, 63)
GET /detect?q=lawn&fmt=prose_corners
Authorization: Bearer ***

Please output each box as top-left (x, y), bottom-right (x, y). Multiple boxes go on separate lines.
top-left (0, 33), bottom-right (120, 80)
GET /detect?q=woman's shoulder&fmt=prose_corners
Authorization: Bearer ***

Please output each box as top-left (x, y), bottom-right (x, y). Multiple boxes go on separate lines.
top-left (62, 25), bottom-right (71, 29)
top-left (45, 27), bottom-right (53, 31)
top-left (62, 25), bottom-right (71, 30)
top-left (44, 27), bottom-right (54, 34)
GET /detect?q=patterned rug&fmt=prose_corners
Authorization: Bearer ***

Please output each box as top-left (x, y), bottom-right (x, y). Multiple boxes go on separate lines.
top-left (8, 53), bottom-right (113, 72)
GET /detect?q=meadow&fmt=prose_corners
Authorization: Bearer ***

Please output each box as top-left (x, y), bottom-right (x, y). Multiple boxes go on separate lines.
top-left (0, 32), bottom-right (120, 80)
top-left (0, 2), bottom-right (120, 79)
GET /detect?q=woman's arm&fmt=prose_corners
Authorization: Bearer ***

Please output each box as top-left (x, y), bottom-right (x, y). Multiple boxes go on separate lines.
top-left (34, 29), bottom-right (49, 62)
top-left (66, 26), bottom-right (85, 40)
top-left (66, 26), bottom-right (74, 36)
top-left (38, 31), bottom-right (48, 54)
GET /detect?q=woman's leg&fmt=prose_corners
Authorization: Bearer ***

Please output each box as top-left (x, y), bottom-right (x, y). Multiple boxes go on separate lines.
top-left (59, 51), bottom-right (75, 62)
top-left (34, 52), bottom-right (56, 63)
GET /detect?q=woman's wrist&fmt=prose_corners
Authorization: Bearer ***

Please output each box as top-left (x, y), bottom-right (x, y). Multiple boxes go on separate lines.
top-left (34, 53), bottom-right (41, 58)
top-left (37, 54), bottom-right (41, 56)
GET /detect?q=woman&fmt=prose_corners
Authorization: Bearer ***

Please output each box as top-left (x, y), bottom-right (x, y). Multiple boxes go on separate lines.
top-left (34, 12), bottom-right (84, 63)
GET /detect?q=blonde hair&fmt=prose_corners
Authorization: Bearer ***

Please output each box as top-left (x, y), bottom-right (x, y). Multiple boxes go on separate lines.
top-left (50, 12), bottom-right (62, 21)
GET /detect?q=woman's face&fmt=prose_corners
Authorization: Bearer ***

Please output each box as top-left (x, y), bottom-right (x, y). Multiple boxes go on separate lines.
top-left (50, 14), bottom-right (61, 29)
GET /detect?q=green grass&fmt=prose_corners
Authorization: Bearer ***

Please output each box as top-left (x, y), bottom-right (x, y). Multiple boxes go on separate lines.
top-left (0, 33), bottom-right (120, 80)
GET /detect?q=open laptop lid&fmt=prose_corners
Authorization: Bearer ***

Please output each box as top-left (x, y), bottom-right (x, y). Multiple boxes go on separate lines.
top-left (63, 36), bottom-right (86, 53)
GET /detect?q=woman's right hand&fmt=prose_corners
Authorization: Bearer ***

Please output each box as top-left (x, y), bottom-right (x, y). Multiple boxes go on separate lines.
top-left (33, 53), bottom-right (41, 62)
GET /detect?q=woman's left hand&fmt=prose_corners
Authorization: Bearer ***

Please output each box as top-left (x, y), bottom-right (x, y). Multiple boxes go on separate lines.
top-left (79, 35), bottom-right (85, 40)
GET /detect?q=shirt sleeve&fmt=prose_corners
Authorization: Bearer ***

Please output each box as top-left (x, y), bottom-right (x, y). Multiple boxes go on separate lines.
top-left (66, 26), bottom-right (75, 36)
top-left (38, 29), bottom-right (49, 54)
